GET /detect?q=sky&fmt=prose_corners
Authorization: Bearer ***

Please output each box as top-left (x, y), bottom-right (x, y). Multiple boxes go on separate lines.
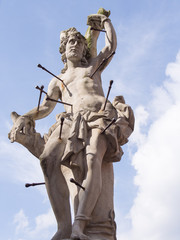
top-left (0, 0), bottom-right (180, 239)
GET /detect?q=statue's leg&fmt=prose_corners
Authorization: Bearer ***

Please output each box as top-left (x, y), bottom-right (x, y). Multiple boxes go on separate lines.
top-left (39, 126), bottom-right (72, 239)
top-left (71, 128), bottom-right (107, 239)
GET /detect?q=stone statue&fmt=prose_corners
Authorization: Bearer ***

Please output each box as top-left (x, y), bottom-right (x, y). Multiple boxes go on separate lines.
top-left (8, 8), bottom-right (134, 240)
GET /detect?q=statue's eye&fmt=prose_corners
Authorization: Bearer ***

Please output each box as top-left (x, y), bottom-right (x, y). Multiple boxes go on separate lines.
top-left (69, 39), bottom-right (75, 44)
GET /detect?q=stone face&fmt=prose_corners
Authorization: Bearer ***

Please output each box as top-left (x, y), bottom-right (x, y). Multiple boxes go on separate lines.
top-left (8, 8), bottom-right (134, 240)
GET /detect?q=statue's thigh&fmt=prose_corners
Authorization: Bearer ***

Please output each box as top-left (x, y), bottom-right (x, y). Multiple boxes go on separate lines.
top-left (86, 128), bottom-right (107, 160)
top-left (41, 124), bottom-right (68, 161)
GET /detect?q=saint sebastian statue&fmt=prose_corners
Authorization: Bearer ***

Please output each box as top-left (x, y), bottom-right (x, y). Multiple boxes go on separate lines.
top-left (8, 9), bottom-right (134, 240)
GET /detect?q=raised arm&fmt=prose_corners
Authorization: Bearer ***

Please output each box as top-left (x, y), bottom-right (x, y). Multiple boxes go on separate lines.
top-left (102, 18), bottom-right (117, 57)
top-left (87, 13), bottom-right (117, 71)
top-left (85, 8), bottom-right (110, 58)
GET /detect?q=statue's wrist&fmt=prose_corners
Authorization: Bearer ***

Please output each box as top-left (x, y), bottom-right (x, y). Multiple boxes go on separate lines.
top-left (22, 115), bottom-right (35, 127)
top-left (22, 115), bottom-right (33, 120)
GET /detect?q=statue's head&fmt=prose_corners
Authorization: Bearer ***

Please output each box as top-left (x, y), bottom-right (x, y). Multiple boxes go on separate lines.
top-left (59, 28), bottom-right (90, 73)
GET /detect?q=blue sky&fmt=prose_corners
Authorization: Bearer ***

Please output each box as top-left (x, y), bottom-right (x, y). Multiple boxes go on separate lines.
top-left (1, 0), bottom-right (180, 239)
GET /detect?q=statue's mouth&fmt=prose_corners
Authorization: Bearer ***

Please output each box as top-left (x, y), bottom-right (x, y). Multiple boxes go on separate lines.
top-left (70, 48), bottom-right (77, 52)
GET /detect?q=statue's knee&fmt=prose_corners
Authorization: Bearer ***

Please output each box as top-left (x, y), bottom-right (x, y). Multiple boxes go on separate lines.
top-left (86, 153), bottom-right (102, 167)
top-left (86, 154), bottom-right (102, 183)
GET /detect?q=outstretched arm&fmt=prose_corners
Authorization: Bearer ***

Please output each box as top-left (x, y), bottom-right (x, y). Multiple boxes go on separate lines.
top-left (99, 16), bottom-right (117, 71)
top-left (23, 77), bottom-right (61, 120)
top-left (8, 78), bottom-right (61, 144)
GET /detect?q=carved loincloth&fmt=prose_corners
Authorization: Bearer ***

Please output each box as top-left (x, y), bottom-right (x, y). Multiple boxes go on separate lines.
top-left (45, 96), bottom-right (134, 172)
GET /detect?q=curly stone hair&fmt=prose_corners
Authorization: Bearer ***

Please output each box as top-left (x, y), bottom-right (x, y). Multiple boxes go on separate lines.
top-left (59, 27), bottom-right (90, 73)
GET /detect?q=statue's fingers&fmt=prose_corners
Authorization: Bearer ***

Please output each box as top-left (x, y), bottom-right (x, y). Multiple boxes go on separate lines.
top-left (14, 127), bottom-right (24, 140)
top-left (15, 130), bottom-right (26, 144)
top-left (11, 128), bottom-right (25, 144)
top-left (8, 130), bottom-right (15, 143)
top-left (8, 131), bottom-right (13, 142)
top-left (10, 138), bottom-right (15, 143)
top-left (29, 124), bottom-right (35, 134)
top-left (23, 126), bottom-right (27, 134)
top-left (24, 122), bottom-right (32, 135)
top-left (13, 129), bottom-right (19, 141)
top-left (17, 122), bottom-right (24, 133)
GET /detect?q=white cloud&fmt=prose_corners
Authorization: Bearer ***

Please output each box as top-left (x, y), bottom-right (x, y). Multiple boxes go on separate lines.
top-left (14, 209), bottom-right (29, 234)
top-left (130, 105), bottom-right (149, 147)
top-left (13, 208), bottom-right (56, 240)
top-left (32, 208), bottom-right (56, 234)
top-left (118, 51), bottom-right (180, 240)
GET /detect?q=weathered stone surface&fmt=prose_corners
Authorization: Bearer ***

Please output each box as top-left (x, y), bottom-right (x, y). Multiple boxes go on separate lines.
top-left (8, 8), bottom-right (134, 240)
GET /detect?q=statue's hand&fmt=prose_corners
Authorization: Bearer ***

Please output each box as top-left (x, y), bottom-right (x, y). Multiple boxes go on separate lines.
top-left (8, 112), bottom-right (35, 143)
top-left (87, 13), bottom-right (110, 30)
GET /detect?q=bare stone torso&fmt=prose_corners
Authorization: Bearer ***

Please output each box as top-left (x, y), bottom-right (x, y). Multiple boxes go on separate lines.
top-left (60, 63), bottom-right (108, 114)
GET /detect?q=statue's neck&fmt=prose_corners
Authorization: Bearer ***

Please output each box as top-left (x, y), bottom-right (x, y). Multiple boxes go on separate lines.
top-left (66, 59), bottom-right (82, 69)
